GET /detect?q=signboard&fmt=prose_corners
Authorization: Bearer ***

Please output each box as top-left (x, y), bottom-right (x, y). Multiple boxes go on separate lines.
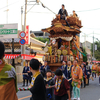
top-left (0, 24), bottom-right (18, 38)
top-left (19, 31), bottom-right (26, 38)
top-left (19, 39), bottom-right (26, 45)
top-left (26, 25), bottom-right (30, 44)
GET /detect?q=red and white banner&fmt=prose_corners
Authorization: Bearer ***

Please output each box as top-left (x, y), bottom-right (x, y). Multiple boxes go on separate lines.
top-left (5, 54), bottom-right (20, 59)
top-left (92, 60), bottom-right (100, 63)
top-left (21, 54), bottom-right (35, 60)
top-left (26, 25), bottom-right (30, 44)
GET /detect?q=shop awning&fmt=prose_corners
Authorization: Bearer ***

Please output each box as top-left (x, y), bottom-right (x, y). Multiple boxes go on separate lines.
top-left (5, 54), bottom-right (20, 59)
top-left (21, 54), bottom-right (35, 60)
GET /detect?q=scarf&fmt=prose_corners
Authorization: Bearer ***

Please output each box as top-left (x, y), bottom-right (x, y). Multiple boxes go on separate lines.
top-left (55, 77), bottom-right (62, 92)
top-left (44, 77), bottom-right (52, 82)
top-left (67, 65), bottom-right (71, 71)
top-left (30, 71), bottom-right (40, 87)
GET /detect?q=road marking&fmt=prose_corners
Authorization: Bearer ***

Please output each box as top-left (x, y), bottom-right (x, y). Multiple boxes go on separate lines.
top-left (18, 95), bottom-right (32, 100)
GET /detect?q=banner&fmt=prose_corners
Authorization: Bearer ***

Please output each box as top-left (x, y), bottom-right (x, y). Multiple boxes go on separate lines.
top-left (26, 25), bottom-right (30, 44)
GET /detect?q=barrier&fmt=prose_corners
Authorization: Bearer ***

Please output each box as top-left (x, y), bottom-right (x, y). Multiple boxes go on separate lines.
top-left (18, 88), bottom-right (30, 91)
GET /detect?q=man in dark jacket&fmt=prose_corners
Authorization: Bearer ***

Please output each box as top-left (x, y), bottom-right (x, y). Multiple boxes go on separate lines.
top-left (40, 61), bottom-right (50, 76)
top-left (58, 4), bottom-right (70, 27)
top-left (22, 63), bottom-right (30, 86)
top-left (58, 4), bottom-right (68, 20)
top-left (29, 59), bottom-right (46, 100)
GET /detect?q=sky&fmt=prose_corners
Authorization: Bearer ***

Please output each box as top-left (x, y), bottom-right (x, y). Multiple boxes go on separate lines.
top-left (0, 0), bottom-right (100, 43)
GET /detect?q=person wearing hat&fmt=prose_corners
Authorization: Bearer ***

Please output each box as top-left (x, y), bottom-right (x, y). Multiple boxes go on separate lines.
top-left (0, 41), bottom-right (18, 100)
top-left (44, 69), bottom-right (54, 100)
top-left (29, 59), bottom-right (46, 100)
top-left (40, 61), bottom-right (50, 76)
top-left (54, 69), bottom-right (71, 100)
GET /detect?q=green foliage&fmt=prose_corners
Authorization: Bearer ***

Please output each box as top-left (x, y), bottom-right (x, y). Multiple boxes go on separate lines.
top-left (35, 37), bottom-right (50, 44)
top-left (91, 41), bottom-right (100, 61)
top-left (83, 48), bottom-right (87, 62)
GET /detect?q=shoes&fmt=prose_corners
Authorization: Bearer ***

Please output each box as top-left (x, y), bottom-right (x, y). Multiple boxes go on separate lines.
top-left (26, 84), bottom-right (28, 86)
top-left (78, 98), bottom-right (80, 100)
top-left (22, 85), bottom-right (25, 86)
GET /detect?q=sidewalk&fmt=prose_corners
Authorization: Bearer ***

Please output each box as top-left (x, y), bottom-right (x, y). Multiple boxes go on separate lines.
top-left (17, 83), bottom-right (30, 88)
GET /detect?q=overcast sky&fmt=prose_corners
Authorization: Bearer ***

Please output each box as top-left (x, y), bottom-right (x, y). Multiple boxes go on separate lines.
top-left (0, 0), bottom-right (100, 43)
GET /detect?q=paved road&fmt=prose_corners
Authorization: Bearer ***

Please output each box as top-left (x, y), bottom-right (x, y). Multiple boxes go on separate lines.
top-left (17, 77), bottom-right (100, 100)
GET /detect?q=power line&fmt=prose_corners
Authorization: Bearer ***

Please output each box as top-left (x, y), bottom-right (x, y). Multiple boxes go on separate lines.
top-left (82, 27), bottom-right (100, 30)
top-left (0, 0), bottom-right (21, 11)
top-left (76, 8), bottom-right (100, 12)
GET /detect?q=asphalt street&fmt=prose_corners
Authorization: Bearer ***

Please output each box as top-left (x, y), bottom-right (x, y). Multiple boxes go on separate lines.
top-left (17, 77), bottom-right (100, 100)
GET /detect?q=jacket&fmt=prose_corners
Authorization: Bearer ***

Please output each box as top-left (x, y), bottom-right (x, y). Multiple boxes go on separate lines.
top-left (30, 74), bottom-right (46, 100)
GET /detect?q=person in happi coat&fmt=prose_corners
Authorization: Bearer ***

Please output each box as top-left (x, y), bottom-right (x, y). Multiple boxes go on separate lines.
top-left (58, 4), bottom-right (70, 27)
top-left (44, 69), bottom-right (54, 100)
top-left (29, 59), bottom-right (46, 100)
top-left (54, 69), bottom-right (71, 100)
top-left (85, 62), bottom-right (91, 85)
top-left (97, 64), bottom-right (100, 85)
top-left (91, 62), bottom-right (97, 80)
top-left (0, 41), bottom-right (18, 100)
top-left (71, 60), bottom-right (83, 100)
top-left (61, 61), bottom-right (73, 98)
top-left (40, 61), bottom-right (50, 77)
top-left (81, 64), bottom-right (87, 88)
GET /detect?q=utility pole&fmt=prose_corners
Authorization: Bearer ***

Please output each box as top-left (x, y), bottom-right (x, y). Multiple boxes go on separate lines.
top-left (21, 6), bottom-right (23, 31)
top-left (21, 0), bottom-right (27, 55)
top-left (21, 0), bottom-right (27, 67)
top-left (12, 38), bottom-right (15, 67)
top-left (93, 31), bottom-right (94, 60)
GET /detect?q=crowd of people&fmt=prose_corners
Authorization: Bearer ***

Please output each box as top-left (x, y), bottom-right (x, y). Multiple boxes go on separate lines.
top-left (0, 40), bottom-right (100, 100)
top-left (22, 58), bottom-right (100, 100)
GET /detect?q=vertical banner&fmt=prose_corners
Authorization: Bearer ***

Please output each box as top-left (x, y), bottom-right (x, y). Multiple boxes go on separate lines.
top-left (26, 25), bottom-right (30, 44)
top-left (95, 45), bottom-right (97, 50)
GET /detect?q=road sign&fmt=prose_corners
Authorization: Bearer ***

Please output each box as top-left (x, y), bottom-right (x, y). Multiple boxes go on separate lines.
top-left (19, 31), bottom-right (26, 38)
top-left (0, 24), bottom-right (18, 38)
top-left (19, 39), bottom-right (26, 45)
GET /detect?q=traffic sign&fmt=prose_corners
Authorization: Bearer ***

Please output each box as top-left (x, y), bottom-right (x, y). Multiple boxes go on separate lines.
top-left (19, 31), bottom-right (26, 38)
top-left (0, 24), bottom-right (18, 38)
top-left (19, 39), bottom-right (26, 45)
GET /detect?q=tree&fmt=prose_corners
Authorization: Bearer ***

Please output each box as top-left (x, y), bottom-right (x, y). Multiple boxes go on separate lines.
top-left (91, 41), bottom-right (100, 61)
top-left (35, 37), bottom-right (50, 44)
top-left (83, 48), bottom-right (87, 62)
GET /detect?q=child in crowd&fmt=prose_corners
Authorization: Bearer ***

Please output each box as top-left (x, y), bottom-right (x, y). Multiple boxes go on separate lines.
top-left (44, 69), bottom-right (54, 100)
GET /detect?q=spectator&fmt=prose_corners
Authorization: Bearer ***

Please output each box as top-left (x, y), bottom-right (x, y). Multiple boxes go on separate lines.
top-left (54, 69), bottom-right (71, 100)
top-left (40, 61), bottom-right (50, 76)
top-left (0, 41), bottom-right (18, 100)
top-left (22, 62), bottom-right (30, 86)
top-left (71, 60), bottom-right (83, 100)
top-left (29, 59), bottom-right (46, 100)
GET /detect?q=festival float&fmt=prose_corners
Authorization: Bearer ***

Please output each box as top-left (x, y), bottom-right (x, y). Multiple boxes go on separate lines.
top-left (42, 15), bottom-right (83, 71)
